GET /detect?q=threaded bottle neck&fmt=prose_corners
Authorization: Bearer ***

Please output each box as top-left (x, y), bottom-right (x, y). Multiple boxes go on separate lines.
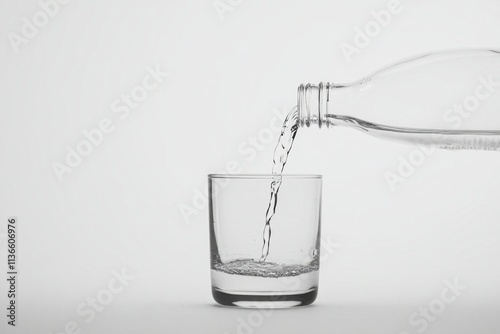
top-left (297, 82), bottom-right (333, 128)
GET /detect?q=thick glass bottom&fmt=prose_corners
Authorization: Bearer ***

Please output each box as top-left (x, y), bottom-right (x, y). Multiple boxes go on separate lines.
top-left (212, 287), bottom-right (318, 308)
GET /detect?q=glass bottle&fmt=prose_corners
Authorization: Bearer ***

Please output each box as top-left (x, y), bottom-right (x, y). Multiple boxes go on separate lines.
top-left (297, 49), bottom-right (500, 151)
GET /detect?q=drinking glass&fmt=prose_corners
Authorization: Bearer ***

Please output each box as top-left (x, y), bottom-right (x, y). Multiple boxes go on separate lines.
top-left (209, 174), bottom-right (322, 308)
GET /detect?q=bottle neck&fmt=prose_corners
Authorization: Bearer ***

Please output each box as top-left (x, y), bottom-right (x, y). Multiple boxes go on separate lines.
top-left (297, 82), bottom-right (335, 128)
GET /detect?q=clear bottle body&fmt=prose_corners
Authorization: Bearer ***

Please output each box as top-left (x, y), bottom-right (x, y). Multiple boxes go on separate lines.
top-left (298, 49), bottom-right (500, 151)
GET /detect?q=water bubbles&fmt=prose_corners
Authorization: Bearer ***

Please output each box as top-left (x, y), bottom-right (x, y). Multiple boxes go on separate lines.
top-left (213, 259), bottom-right (318, 278)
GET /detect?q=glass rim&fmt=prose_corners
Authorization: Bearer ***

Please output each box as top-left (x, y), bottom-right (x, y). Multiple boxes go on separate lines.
top-left (208, 174), bottom-right (322, 179)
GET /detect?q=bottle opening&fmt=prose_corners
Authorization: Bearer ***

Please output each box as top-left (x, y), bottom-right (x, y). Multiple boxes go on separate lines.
top-left (297, 83), bottom-right (331, 128)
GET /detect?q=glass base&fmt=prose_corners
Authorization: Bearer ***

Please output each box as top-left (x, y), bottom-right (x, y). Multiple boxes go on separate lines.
top-left (212, 287), bottom-right (318, 308)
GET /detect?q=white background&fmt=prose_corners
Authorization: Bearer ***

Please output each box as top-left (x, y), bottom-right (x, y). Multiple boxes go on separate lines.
top-left (1, 0), bottom-right (500, 333)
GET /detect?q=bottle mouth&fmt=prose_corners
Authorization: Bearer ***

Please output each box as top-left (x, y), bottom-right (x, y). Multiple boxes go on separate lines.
top-left (297, 83), bottom-right (330, 128)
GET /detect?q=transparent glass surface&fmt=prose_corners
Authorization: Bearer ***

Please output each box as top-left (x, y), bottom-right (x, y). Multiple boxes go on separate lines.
top-left (209, 174), bottom-right (322, 308)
